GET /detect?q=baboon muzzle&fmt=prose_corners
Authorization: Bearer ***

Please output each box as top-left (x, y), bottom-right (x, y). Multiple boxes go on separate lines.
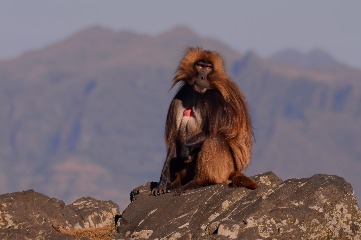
top-left (198, 69), bottom-right (208, 81)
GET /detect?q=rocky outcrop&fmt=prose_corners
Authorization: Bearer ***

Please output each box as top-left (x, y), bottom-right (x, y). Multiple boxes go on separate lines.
top-left (1, 172), bottom-right (360, 239)
top-left (0, 190), bottom-right (120, 239)
top-left (118, 172), bottom-right (361, 239)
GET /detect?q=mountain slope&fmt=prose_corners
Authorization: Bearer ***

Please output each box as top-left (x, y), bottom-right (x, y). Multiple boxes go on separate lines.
top-left (0, 26), bottom-right (360, 208)
top-left (233, 53), bottom-right (361, 185)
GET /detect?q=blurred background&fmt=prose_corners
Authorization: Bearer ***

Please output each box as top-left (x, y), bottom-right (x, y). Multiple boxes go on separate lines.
top-left (0, 1), bottom-right (360, 209)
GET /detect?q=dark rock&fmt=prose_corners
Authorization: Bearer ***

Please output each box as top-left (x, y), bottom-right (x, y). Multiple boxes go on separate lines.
top-left (1, 172), bottom-right (360, 239)
top-left (0, 190), bottom-right (120, 239)
top-left (117, 172), bottom-right (361, 239)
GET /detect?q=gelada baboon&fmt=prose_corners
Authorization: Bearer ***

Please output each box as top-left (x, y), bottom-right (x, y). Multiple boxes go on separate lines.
top-left (152, 47), bottom-right (257, 195)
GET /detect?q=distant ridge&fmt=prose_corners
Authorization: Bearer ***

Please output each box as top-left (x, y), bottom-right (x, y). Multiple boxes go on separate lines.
top-left (270, 48), bottom-right (347, 69)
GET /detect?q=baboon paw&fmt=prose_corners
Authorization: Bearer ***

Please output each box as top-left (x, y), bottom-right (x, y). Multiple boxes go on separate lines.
top-left (130, 189), bottom-right (140, 202)
top-left (150, 181), bottom-right (171, 196)
top-left (179, 145), bottom-right (191, 160)
top-left (173, 188), bottom-right (184, 196)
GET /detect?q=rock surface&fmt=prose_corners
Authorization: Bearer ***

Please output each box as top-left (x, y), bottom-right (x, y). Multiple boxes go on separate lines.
top-left (1, 172), bottom-right (360, 239)
top-left (118, 172), bottom-right (361, 239)
top-left (0, 190), bottom-right (120, 239)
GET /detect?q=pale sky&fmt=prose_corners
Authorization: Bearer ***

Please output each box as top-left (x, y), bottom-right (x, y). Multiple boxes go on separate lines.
top-left (1, 1), bottom-right (361, 69)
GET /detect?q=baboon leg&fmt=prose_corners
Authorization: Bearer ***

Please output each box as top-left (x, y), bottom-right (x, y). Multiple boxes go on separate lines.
top-left (230, 171), bottom-right (258, 190)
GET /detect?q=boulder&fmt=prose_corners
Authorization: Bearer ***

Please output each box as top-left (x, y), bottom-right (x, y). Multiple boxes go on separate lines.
top-left (0, 190), bottom-right (120, 239)
top-left (118, 172), bottom-right (361, 239)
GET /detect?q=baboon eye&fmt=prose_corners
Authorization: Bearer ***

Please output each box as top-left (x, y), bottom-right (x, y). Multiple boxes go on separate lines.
top-left (195, 64), bottom-right (212, 71)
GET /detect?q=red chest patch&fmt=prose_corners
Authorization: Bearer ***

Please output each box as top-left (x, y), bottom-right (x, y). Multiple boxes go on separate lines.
top-left (183, 108), bottom-right (192, 117)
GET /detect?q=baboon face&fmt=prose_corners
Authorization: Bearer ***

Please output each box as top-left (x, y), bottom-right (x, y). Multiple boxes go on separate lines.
top-left (173, 48), bottom-right (227, 96)
top-left (191, 61), bottom-right (213, 93)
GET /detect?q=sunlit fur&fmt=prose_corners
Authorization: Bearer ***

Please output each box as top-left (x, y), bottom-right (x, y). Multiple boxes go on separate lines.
top-left (156, 47), bottom-right (257, 194)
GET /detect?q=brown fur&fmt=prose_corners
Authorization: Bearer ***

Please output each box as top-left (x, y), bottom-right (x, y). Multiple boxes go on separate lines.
top-left (152, 47), bottom-right (257, 195)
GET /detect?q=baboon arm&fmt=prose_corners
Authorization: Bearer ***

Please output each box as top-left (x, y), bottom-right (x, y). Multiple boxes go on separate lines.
top-left (185, 132), bottom-right (206, 149)
top-left (179, 132), bottom-right (206, 160)
top-left (165, 99), bottom-right (180, 146)
top-left (152, 144), bottom-right (176, 195)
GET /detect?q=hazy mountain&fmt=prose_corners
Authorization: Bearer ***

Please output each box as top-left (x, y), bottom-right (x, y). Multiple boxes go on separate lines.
top-left (0, 26), bottom-right (360, 208)
top-left (235, 52), bottom-right (361, 183)
top-left (270, 48), bottom-right (348, 69)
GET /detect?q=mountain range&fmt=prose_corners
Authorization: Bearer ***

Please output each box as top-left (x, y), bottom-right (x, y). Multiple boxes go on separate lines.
top-left (0, 26), bottom-right (360, 208)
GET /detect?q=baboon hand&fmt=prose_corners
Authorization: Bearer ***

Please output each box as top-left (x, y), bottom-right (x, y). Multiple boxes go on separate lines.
top-left (151, 179), bottom-right (171, 196)
top-left (179, 144), bottom-right (191, 160)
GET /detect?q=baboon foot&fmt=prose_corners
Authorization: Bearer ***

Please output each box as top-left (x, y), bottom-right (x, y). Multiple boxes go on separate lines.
top-left (230, 172), bottom-right (258, 190)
